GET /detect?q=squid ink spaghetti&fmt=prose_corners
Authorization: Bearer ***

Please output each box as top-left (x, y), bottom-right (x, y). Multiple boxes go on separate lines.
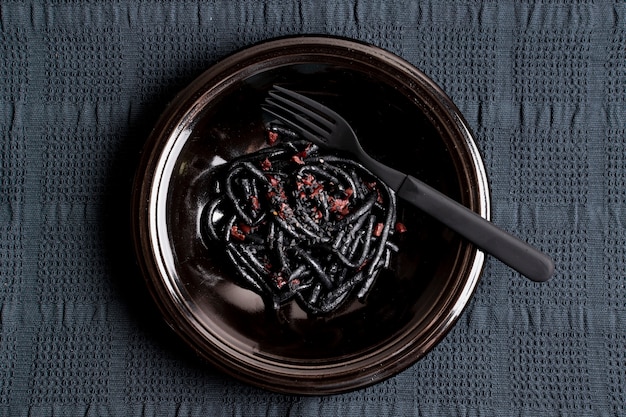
top-left (201, 128), bottom-right (404, 315)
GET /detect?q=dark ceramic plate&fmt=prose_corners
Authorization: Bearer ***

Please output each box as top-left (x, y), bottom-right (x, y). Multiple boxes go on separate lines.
top-left (132, 36), bottom-right (490, 395)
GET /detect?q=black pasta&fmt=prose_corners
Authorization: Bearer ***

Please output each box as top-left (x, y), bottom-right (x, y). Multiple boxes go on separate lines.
top-left (201, 132), bottom-right (400, 315)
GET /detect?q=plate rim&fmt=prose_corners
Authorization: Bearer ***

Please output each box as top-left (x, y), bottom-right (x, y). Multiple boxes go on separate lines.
top-left (131, 34), bottom-right (491, 395)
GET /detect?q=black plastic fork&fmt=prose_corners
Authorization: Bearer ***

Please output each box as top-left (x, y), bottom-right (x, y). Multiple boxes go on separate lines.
top-left (263, 85), bottom-right (554, 283)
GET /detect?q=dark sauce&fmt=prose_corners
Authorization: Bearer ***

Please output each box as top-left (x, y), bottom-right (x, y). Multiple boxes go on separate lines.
top-left (200, 135), bottom-right (401, 316)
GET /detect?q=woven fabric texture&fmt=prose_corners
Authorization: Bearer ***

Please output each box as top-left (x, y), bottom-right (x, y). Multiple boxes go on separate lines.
top-left (0, 1), bottom-right (624, 416)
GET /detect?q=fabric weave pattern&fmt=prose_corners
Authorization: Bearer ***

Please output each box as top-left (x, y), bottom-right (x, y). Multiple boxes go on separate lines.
top-left (0, 1), bottom-right (624, 416)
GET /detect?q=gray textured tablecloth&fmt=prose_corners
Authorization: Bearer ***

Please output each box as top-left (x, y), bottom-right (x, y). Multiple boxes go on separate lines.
top-left (0, 1), bottom-right (624, 416)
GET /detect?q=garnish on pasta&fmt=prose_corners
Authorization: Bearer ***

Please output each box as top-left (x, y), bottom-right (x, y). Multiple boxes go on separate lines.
top-left (201, 128), bottom-right (404, 315)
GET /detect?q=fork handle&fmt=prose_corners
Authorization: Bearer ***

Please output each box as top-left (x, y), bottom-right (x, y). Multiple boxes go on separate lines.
top-left (397, 175), bottom-right (555, 282)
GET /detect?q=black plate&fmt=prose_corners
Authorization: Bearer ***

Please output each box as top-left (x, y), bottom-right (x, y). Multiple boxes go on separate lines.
top-left (132, 36), bottom-right (490, 395)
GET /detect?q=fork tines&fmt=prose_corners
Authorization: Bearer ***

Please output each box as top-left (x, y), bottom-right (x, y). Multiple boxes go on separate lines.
top-left (262, 86), bottom-right (334, 145)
